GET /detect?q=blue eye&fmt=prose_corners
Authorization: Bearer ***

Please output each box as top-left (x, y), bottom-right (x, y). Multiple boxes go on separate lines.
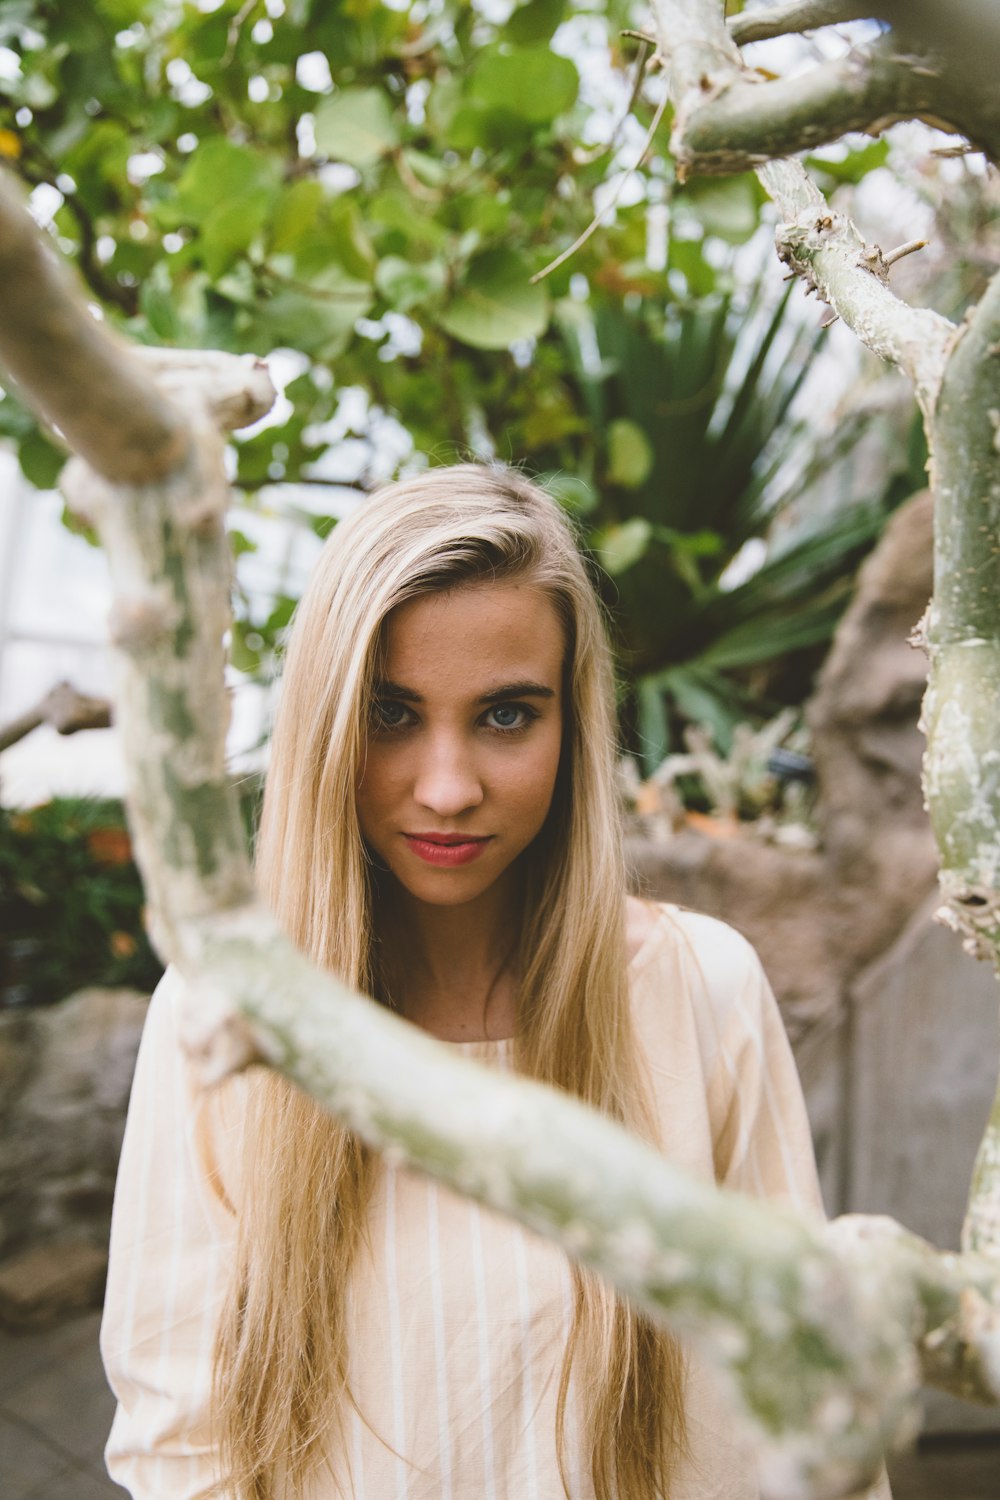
top-left (484, 703), bottom-right (537, 733)
top-left (491, 704), bottom-right (521, 728)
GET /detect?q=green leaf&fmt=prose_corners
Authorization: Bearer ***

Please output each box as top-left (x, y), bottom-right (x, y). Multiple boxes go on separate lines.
top-left (669, 237), bottom-right (717, 298)
top-left (679, 176), bottom-right (761, 244)
top-left (436, 250), bottom-right (549, 350)
top-left (607, 418), bottom-right (654, 489)
top-left (653, 527), bottom-right (724, 557)
top-left (228, 529), bottom-right (258, 558)
top-left (19, 430), bottom-right (65, 490)
top-left (636, 678), bottom-right (670, 771)
top-left (470, 45), bottom-right (578, 124)
top-left (0, 391), bottom-right (36, 441)
top-left (201, 188), bottom-right (273, 278)
top-left (805, 138), bottom-right (890, 185)
top-left (542, 473), bottom-right (596, 514)
top-left (229, 620), bottom-right (262, 675)
top-left (594, 518), bottom-right (652, 576)
top-left (138, 262), bottom-right (181, 341)
top-left (400, 148), bottom-right (448, 189)
top-left (375, 255), bottom-right (446, 312)
top-left (657, 667), bottom-right (743, 756)
top-left (175, 139), bottom-right (275, 225)
top-left (270, 179), bottom-right (324, 254)
top-left (314, 87), bottom-right (399, 169)
top-left (258, 269), bottom-right (372, 358)
top-left (504, 0), bottom-right (567, 45)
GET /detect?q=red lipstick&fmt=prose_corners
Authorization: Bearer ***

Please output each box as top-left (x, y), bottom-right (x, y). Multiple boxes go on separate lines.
top-left (403, 833), bottom-right (492, 867)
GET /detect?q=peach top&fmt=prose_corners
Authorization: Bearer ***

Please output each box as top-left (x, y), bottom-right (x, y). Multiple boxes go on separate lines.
top-left (100, 904), bottom-right (889, 1499)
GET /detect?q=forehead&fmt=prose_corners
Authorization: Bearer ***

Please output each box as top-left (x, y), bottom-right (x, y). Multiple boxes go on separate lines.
top-left (379, 580), bottom-right (565, 689)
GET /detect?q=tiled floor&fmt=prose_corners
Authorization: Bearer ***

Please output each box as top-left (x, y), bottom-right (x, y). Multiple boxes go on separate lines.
top-left (1, 1311), bottom-right (123, 1500)
top-left (1, 1308), bottom-right (997, 1498)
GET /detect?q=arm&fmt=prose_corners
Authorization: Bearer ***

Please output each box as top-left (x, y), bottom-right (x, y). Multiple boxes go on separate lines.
top-left (701, 921), bottom-right (893, 1500)
top-left (100, 968), bottom-right (239, 1499)
top-left (708, 930), bottom-right (824, 1213)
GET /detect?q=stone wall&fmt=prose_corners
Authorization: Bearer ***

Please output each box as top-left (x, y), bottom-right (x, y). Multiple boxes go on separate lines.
top-left (0, 987), bottom-right (147, 1325)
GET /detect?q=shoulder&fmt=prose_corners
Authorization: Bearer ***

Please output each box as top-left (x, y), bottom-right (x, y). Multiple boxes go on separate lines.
top-left (627, 898), bottom-right (772, 1047)
top-left (627, 897), bottom-right (762, 991)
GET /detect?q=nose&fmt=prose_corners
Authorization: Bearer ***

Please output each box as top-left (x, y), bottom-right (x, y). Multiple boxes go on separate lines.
top-left (412, 732), bottom-right (484, 818)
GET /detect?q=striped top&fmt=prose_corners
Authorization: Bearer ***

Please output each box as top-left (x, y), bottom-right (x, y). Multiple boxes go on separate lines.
top-left (100, 904), bottom-right (888, 1499)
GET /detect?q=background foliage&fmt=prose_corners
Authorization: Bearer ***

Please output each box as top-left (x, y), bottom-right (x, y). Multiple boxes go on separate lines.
top-left (0, 0), bottom-right (926, 768)
top-left (0, 798), bottom-right (162, 1005)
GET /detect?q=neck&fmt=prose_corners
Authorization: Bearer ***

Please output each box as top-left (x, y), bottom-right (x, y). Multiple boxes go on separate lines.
top-left (379, 871), bottom-right (522, 1039)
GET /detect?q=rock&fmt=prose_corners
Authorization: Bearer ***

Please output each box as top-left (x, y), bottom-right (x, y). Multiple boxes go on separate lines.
top-left (0, 1241), bottom-right (108, 1330)
top-left (0, 987), bottom-right (148, 1261)
top-left (809, 489), bottom-right (936, 862)
top-left (629, 488), bottom-right (941, 1036)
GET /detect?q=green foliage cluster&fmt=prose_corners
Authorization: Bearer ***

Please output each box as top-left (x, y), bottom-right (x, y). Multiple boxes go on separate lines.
top-left (0, 798), bottom-right (163, 1005)
top-left (0, 0), bottom-right (919, 766)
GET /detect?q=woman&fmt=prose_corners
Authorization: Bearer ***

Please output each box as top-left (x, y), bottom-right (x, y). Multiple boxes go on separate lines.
top-left (102, 463), bottom-right (848, 1500)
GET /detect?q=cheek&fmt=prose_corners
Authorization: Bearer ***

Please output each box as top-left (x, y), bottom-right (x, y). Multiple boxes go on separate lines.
top-left (502, 727), bottom-right (563, 825)
top-left (355, 746), bottom-right (401, 827)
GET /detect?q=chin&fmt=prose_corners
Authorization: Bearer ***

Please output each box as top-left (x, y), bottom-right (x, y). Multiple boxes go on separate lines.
top-left (392, 867), bottom-right (501, 907)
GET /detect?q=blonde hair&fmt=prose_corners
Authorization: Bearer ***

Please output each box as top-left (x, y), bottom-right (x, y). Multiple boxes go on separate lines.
top-left (215, 463), bottom-right (686, 1497)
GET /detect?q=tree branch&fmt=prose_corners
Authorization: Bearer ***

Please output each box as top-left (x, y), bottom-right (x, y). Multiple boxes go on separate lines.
top-left (0, 172), bottom-right (187, 485)
top-left (874, 2), bottom-right (1000, 98)
top-left (728, 2), bottom-right (877, 47)
top-left (760, 157), bottom-right (955, 414)
top-left (653, 3), bottom-right (955, 410)
top-left (917, 268), bottom-right (1000, 1255)
top-left (0, 679), bottom-right (111, 754)
top-left (677, 35), bottom-right (947, 174)
top-left (15, 149), bottom-right (140, 316)
top-left (660, 0), bottom-right (1000, 171)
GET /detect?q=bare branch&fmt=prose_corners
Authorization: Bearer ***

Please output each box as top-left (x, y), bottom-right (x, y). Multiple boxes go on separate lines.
top-left (728, 2), bottom-right (877, 47)
top-left (0, 679), bottom-right (112, 753)
top-left (760, 158), bottom-right (954, 413)
top-left (532, 89), bottom-right (670, 284)
top-left (0, 173), bottom-right (187, 485)
top-left (131, 348), bottom-right (276, 433)
top-left (882, 238), bottom-right (927, 267)
top-left (660, 1), bottom-right (1000, 170)
top-left (875, 1), bottom-right (1000, 117)
top-left (653, 4), bottom-right (955, 406)
top-left (673, 34), bottom-right (950, 176)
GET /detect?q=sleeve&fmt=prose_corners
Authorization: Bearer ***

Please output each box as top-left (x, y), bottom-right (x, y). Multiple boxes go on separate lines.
top-left (704, 927), bottom-right (825, 1215)
top-left (100, 967), bottom-right (240, 1499)
top-left (691, 917), bottom-right (893, 1500)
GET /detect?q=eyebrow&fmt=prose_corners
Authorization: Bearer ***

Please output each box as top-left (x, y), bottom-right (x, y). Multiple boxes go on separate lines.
top-left (373, 679), bottom-right (556, 706)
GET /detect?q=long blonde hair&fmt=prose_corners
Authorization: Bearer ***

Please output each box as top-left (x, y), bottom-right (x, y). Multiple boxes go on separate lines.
top-left (215, 463), bottom-right (686, 1497)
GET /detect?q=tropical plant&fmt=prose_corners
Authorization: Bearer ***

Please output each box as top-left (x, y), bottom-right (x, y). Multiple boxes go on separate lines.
top-left (555, 278), bottom-right (902, 768)
top-left (0, 798), bottom-right (162, 1006)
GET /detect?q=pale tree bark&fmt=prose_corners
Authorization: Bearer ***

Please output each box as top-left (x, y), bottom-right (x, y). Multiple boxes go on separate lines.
top-left (656, 0), bottom-right (1000, 1364)
top-left (2, 13), bottom-right (1000, 1484)
top-left (661, 0), bottom-right (1000, 172)
top-left (0, 680), bottom-right (111, 753)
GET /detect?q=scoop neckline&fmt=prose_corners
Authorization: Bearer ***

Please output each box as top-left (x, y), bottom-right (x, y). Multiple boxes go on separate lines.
top-left (443, 908), bottom-right (666, 1049)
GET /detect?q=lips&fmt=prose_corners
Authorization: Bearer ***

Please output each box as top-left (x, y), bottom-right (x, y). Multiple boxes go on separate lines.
top-left (402, 833), bottom-right (493, 867)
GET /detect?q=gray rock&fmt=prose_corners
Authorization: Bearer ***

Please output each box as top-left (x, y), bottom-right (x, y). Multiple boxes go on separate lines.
top-left (0, 987), bottom-right (148, 1262)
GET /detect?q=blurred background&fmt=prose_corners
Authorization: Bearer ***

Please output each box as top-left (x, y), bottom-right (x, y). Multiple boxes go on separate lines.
top-left (0, 2), bottom-right (998, 1495)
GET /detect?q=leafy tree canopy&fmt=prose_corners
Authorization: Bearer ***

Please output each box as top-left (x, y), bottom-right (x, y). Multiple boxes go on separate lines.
top-left (0, 0), bottom-right (912, 765)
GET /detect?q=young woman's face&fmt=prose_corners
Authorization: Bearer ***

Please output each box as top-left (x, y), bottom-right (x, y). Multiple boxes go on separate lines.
top-left (356, 578), bottom-right (565, 909)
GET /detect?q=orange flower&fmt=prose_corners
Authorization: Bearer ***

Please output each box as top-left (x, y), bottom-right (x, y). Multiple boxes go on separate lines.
top-left (109, 930), bottom-right (138, 960)
top-left (87, 827), bottom-right (132, 865)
